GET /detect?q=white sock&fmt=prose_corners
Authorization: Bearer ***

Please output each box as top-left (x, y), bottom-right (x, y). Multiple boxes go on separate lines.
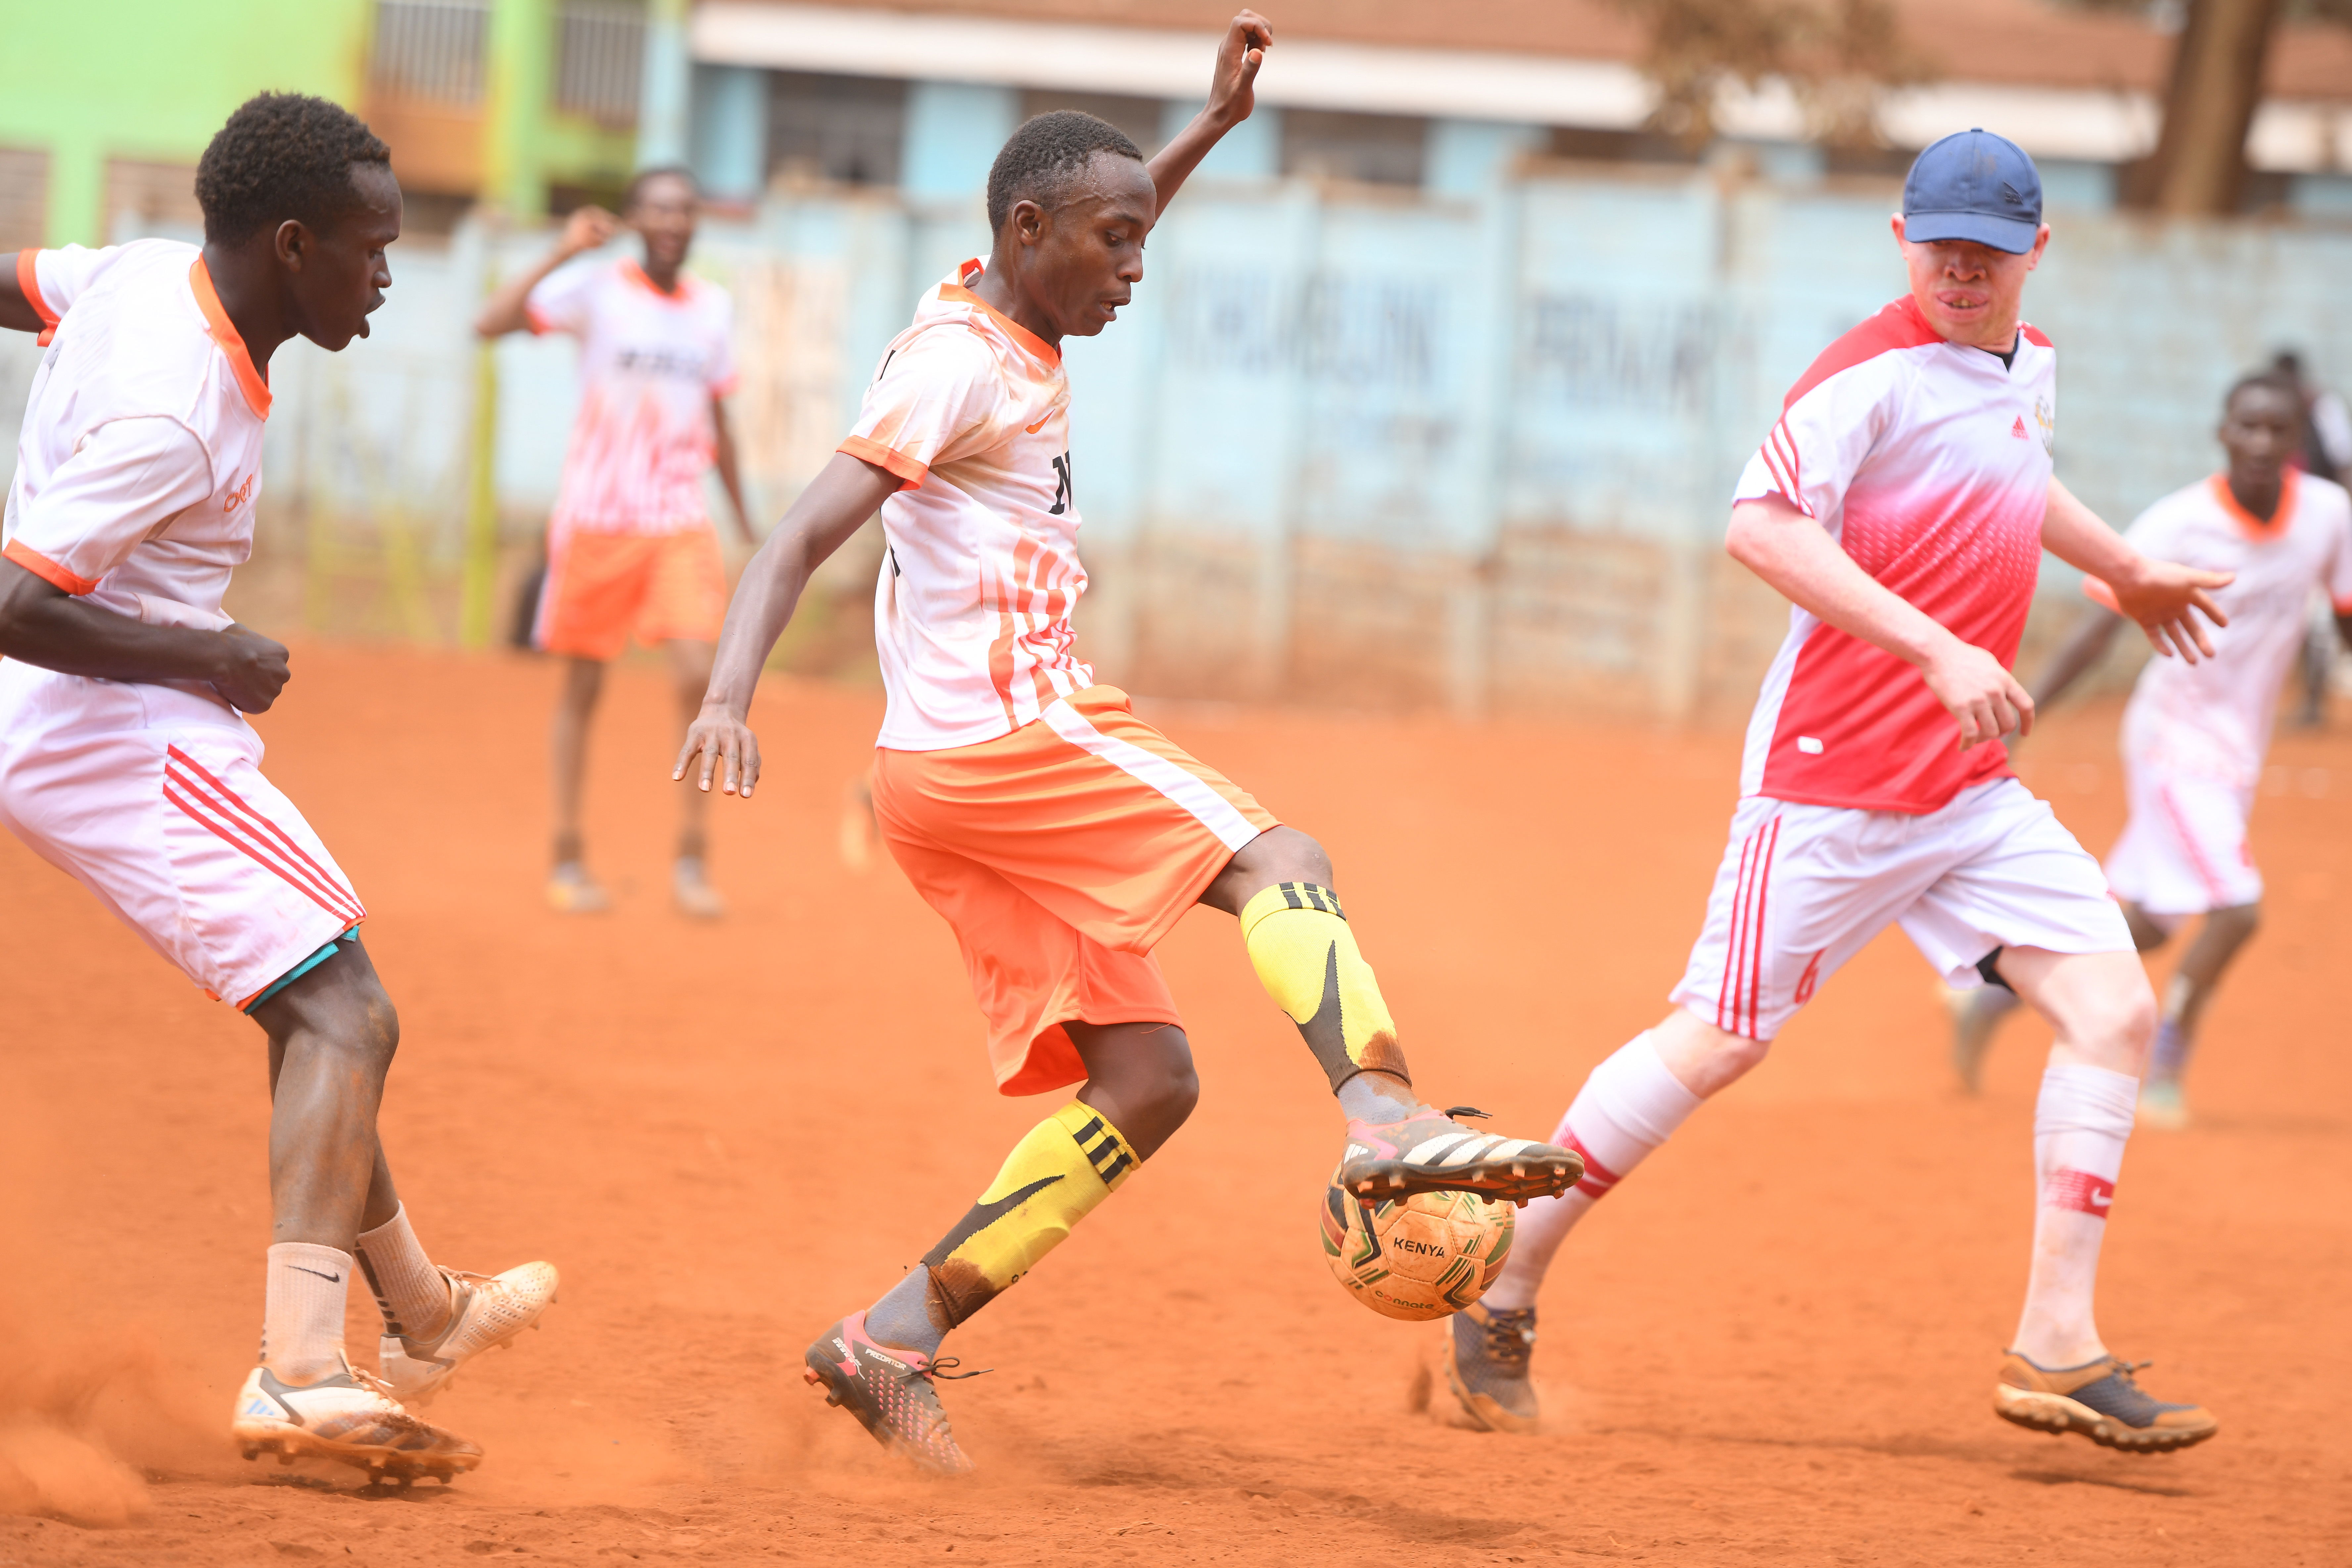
top-left (354, 1205), bottom-right (452, 1342)
top-left (261, 1243), bottom-right (354, 1385)
top-left (1482, 1031), bottom-right (1703, 1310)
top-left (2011, 1064), bottom-right (2136, 1365)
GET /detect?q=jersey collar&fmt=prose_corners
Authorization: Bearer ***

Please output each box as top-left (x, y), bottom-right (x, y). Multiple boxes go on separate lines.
top-left (621, 258), bottom-right (690, 301)
top-left (940, 259), bottom-right (1060, 367)
top-left (2208, 467), bottom-right (2297, 541)
top-left (189, 258), bottom-right (272, 420)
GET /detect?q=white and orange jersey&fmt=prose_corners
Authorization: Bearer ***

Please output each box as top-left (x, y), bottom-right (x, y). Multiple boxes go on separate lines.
top-left (4, 241), bottom-right (272, 636)
top-left (1733, 296), bottom-right (2057, 814)
top-left (842, 260), bottom-right (1090, 751)
top-left (2116, 469), bottom-right (2352, 790)
top-left (527, 257), bottom-right (736, 536)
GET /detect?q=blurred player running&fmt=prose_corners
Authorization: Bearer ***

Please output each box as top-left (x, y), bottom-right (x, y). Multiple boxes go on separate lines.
top-left (476, 168), bottom-right (755, 918)
top-left (0, 96), bottom-right (556, 1482)
top-left (1948, 373), bottom-right (2352, 1124)
top-left (1438, 131), bottom-right (2229, 1454)
top-left (673, 12), bottom-right (1583, 1475)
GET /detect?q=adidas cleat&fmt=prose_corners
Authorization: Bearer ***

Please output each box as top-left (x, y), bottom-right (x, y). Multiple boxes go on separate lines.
top-left (230, 1357), bottom-right (482, 1483)
top-left (1993, 1351), bottom-right (2218, 1453)
top-left (1442, 1301), bottom-right (1541, 1434)
top-left (802, 1313), bottom-right (980, 1476)
top-left (1339, 1106), bottom-right (1583, 1206)
top-left (377, 1260), bottom-right (560, 1404)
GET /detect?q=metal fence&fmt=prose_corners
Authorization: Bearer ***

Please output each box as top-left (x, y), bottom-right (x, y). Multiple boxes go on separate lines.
top-left (369, 0), bottom-right (489, 106)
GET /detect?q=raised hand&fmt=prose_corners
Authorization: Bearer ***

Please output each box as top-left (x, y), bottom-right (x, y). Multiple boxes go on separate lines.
top-left (675, 704), bottom-right (762, 798)
top-left (211, 623), bottom-right (292, 713)
top-left (557, 205), bottom-right (623, 260)
top-left (1205, 11), bottom-right (1273, 127)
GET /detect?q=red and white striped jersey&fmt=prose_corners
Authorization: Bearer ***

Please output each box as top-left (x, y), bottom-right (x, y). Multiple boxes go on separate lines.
top-left (1732, 296), bottom-right (2056, 814)
top-left (527, 258), bottom-right (736, 536)
top-left (842, 260), bottom-right (1090, 752)
top-left (4, 241), bottom-right (270, 639)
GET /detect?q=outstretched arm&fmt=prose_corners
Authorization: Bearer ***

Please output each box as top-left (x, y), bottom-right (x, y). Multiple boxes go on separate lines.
top-left (674, 451), bottom-right (901, 796)
top-left (1147, 11), bottom-right (1272, 216)
top-left (473, 207), bottom-right (621, 338)
top-left (1727, 494), bottom-right (2034, 748)
top-left (2043, 476), bottom-right (2230, 663)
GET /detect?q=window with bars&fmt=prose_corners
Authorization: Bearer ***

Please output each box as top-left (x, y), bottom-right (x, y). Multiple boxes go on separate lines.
top-left (555, 3), bottom-right (642, 127)
top-left (366, 0), bottom-right (640, 126)
top-left (371, 0), bottom-right (489, 106)
top-left (0, 148), bottom-right (48, 250)
top-left (768, 72), bottom-right (906, 188)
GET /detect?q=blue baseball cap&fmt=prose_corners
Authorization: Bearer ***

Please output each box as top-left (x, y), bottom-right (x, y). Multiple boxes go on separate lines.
top-left (1903, 129), bottom-right (2043, 253)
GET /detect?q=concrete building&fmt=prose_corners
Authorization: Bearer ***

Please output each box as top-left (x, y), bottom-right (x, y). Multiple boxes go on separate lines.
top-left (674, 0), bottom-right (2352, 215)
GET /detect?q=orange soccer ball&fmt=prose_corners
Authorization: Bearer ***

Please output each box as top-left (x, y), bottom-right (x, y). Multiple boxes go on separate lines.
top-left (1318, 1177), bottom-right (1515, 1321)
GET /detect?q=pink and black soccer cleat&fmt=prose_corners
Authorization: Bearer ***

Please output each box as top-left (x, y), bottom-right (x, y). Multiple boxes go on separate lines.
top-left (802, 1313), bottom-right (981, 1476)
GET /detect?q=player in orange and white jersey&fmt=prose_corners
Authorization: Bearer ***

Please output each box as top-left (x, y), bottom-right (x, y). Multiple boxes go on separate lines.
top-left (673, 13), bottom-right (1585, 1476)
top-left (1949, 372), bottom-right (2352, 1125)
top-left (476, 168), bottom-right (754, 918)
top-left (0, 95), bottom-right (553, 1482)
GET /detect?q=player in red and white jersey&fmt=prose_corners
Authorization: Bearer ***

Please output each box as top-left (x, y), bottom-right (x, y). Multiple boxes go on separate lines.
top-left (0, 95), bottom-right (554, 1481)
top-left (1440, 130), bottom-right (2231, 1453)
top-left (476, 168), bottom-right (753, 918)
top-left (1950, 373), bottom-right (2352, 1124)
top-left (673, 14), bottom-right (1585, 1476)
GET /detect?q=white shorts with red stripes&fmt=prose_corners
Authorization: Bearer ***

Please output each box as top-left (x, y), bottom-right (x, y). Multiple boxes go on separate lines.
top-left (1668, 778), bottom-right (2130, 1042)
top-left (0, 663), bottom-right (365, 1009)
top-left (2104, 762), bottom-right (2262, 917)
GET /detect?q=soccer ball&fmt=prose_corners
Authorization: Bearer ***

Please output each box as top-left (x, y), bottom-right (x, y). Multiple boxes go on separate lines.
top-left (1318, 1177), bottom-right (1515, 1321)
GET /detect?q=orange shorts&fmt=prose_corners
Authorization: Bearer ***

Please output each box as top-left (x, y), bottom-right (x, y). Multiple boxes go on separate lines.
top-left (872, 686), bottom-right (1279, 1096)
top-left (535, 527), bottom-right (725, 660)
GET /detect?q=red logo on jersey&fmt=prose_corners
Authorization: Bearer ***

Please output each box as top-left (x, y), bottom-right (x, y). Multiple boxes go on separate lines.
top-left (2009, 416), bottom-right (2028, 439)
top-left (222, 472), bottom-right (256, 512)
top-left (2045, 1167), bottom-right (2115, 1218)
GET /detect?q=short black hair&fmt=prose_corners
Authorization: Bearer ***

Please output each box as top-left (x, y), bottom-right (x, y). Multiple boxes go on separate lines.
top-left (196, 93), bottom-right (392, 245)
top-left (624, 164), bottom-right (698, 211)
top-left (985, 111), bottom-right (1145, 233)
top-left (2225, 370), bottom-right (2301, 417)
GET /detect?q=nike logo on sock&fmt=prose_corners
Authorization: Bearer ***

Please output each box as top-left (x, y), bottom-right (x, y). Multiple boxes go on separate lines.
top-left (290, 1266), bottom-right (344, 1284)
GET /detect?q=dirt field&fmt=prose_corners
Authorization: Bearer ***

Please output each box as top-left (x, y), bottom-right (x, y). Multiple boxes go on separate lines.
top-left (1, 645), bottom-right (2346, 1567)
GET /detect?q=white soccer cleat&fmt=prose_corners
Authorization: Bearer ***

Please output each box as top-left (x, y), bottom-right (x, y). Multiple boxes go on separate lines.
top-left (378, 1261), bottom-right (560, 1404)
top-left (230, 1356), bottom-right (482, 1483)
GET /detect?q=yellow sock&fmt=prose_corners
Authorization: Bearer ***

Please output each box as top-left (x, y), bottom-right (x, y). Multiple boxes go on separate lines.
top-left (919, 1101), bottom-right (1139, 1331)
top-left (1240, 882), bottom-right (1410, 1092)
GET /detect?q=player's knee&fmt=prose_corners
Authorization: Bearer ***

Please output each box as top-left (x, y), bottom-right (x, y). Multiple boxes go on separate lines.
top-left (2213, 901), bottom-right (2262, 942)
top-left (1134, 1026), bottom-right (1199, 1128)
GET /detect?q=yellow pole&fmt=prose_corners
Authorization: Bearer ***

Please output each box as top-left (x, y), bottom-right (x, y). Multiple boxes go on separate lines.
top-left (458, 338), bottom-right (500, 648)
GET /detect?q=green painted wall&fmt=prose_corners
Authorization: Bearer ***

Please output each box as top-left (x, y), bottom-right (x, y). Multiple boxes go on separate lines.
top-left (0, 0), bottom-right (374, 244)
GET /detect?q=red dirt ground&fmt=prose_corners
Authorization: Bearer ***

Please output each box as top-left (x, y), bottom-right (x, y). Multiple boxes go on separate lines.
top-left (1, 645), bottom-right (2347, 1566)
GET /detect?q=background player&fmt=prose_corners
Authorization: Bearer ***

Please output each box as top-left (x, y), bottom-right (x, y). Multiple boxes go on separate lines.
top-left (0, 94), bottom-right (555, 1481)
top-left (1948, 372), bottom-right (2352, 1124)
top-left (1437, 130), bottom-right (2229, 1455)
top-left (672, 11), bottom-right (1584, 1475)
top-left (476, 169), bottom-right (755, 918)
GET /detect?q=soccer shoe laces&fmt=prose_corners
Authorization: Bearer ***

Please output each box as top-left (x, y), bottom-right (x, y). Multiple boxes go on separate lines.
top-left (917, 1356), bottom-right (992, 1383)
top-left (1473, 1307), bottom-right (1537, 1370)
top-left (1442, 1106), bottom-right (1491, 1120)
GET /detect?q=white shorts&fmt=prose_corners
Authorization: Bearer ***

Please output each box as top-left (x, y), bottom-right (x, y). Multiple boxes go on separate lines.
top-left (0, 663), bottom-right (365, 1009)
top-left (2104, 764), bottom-right (2261, 916)
top-left (1669, 778), bottom-right (2132, 1041)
